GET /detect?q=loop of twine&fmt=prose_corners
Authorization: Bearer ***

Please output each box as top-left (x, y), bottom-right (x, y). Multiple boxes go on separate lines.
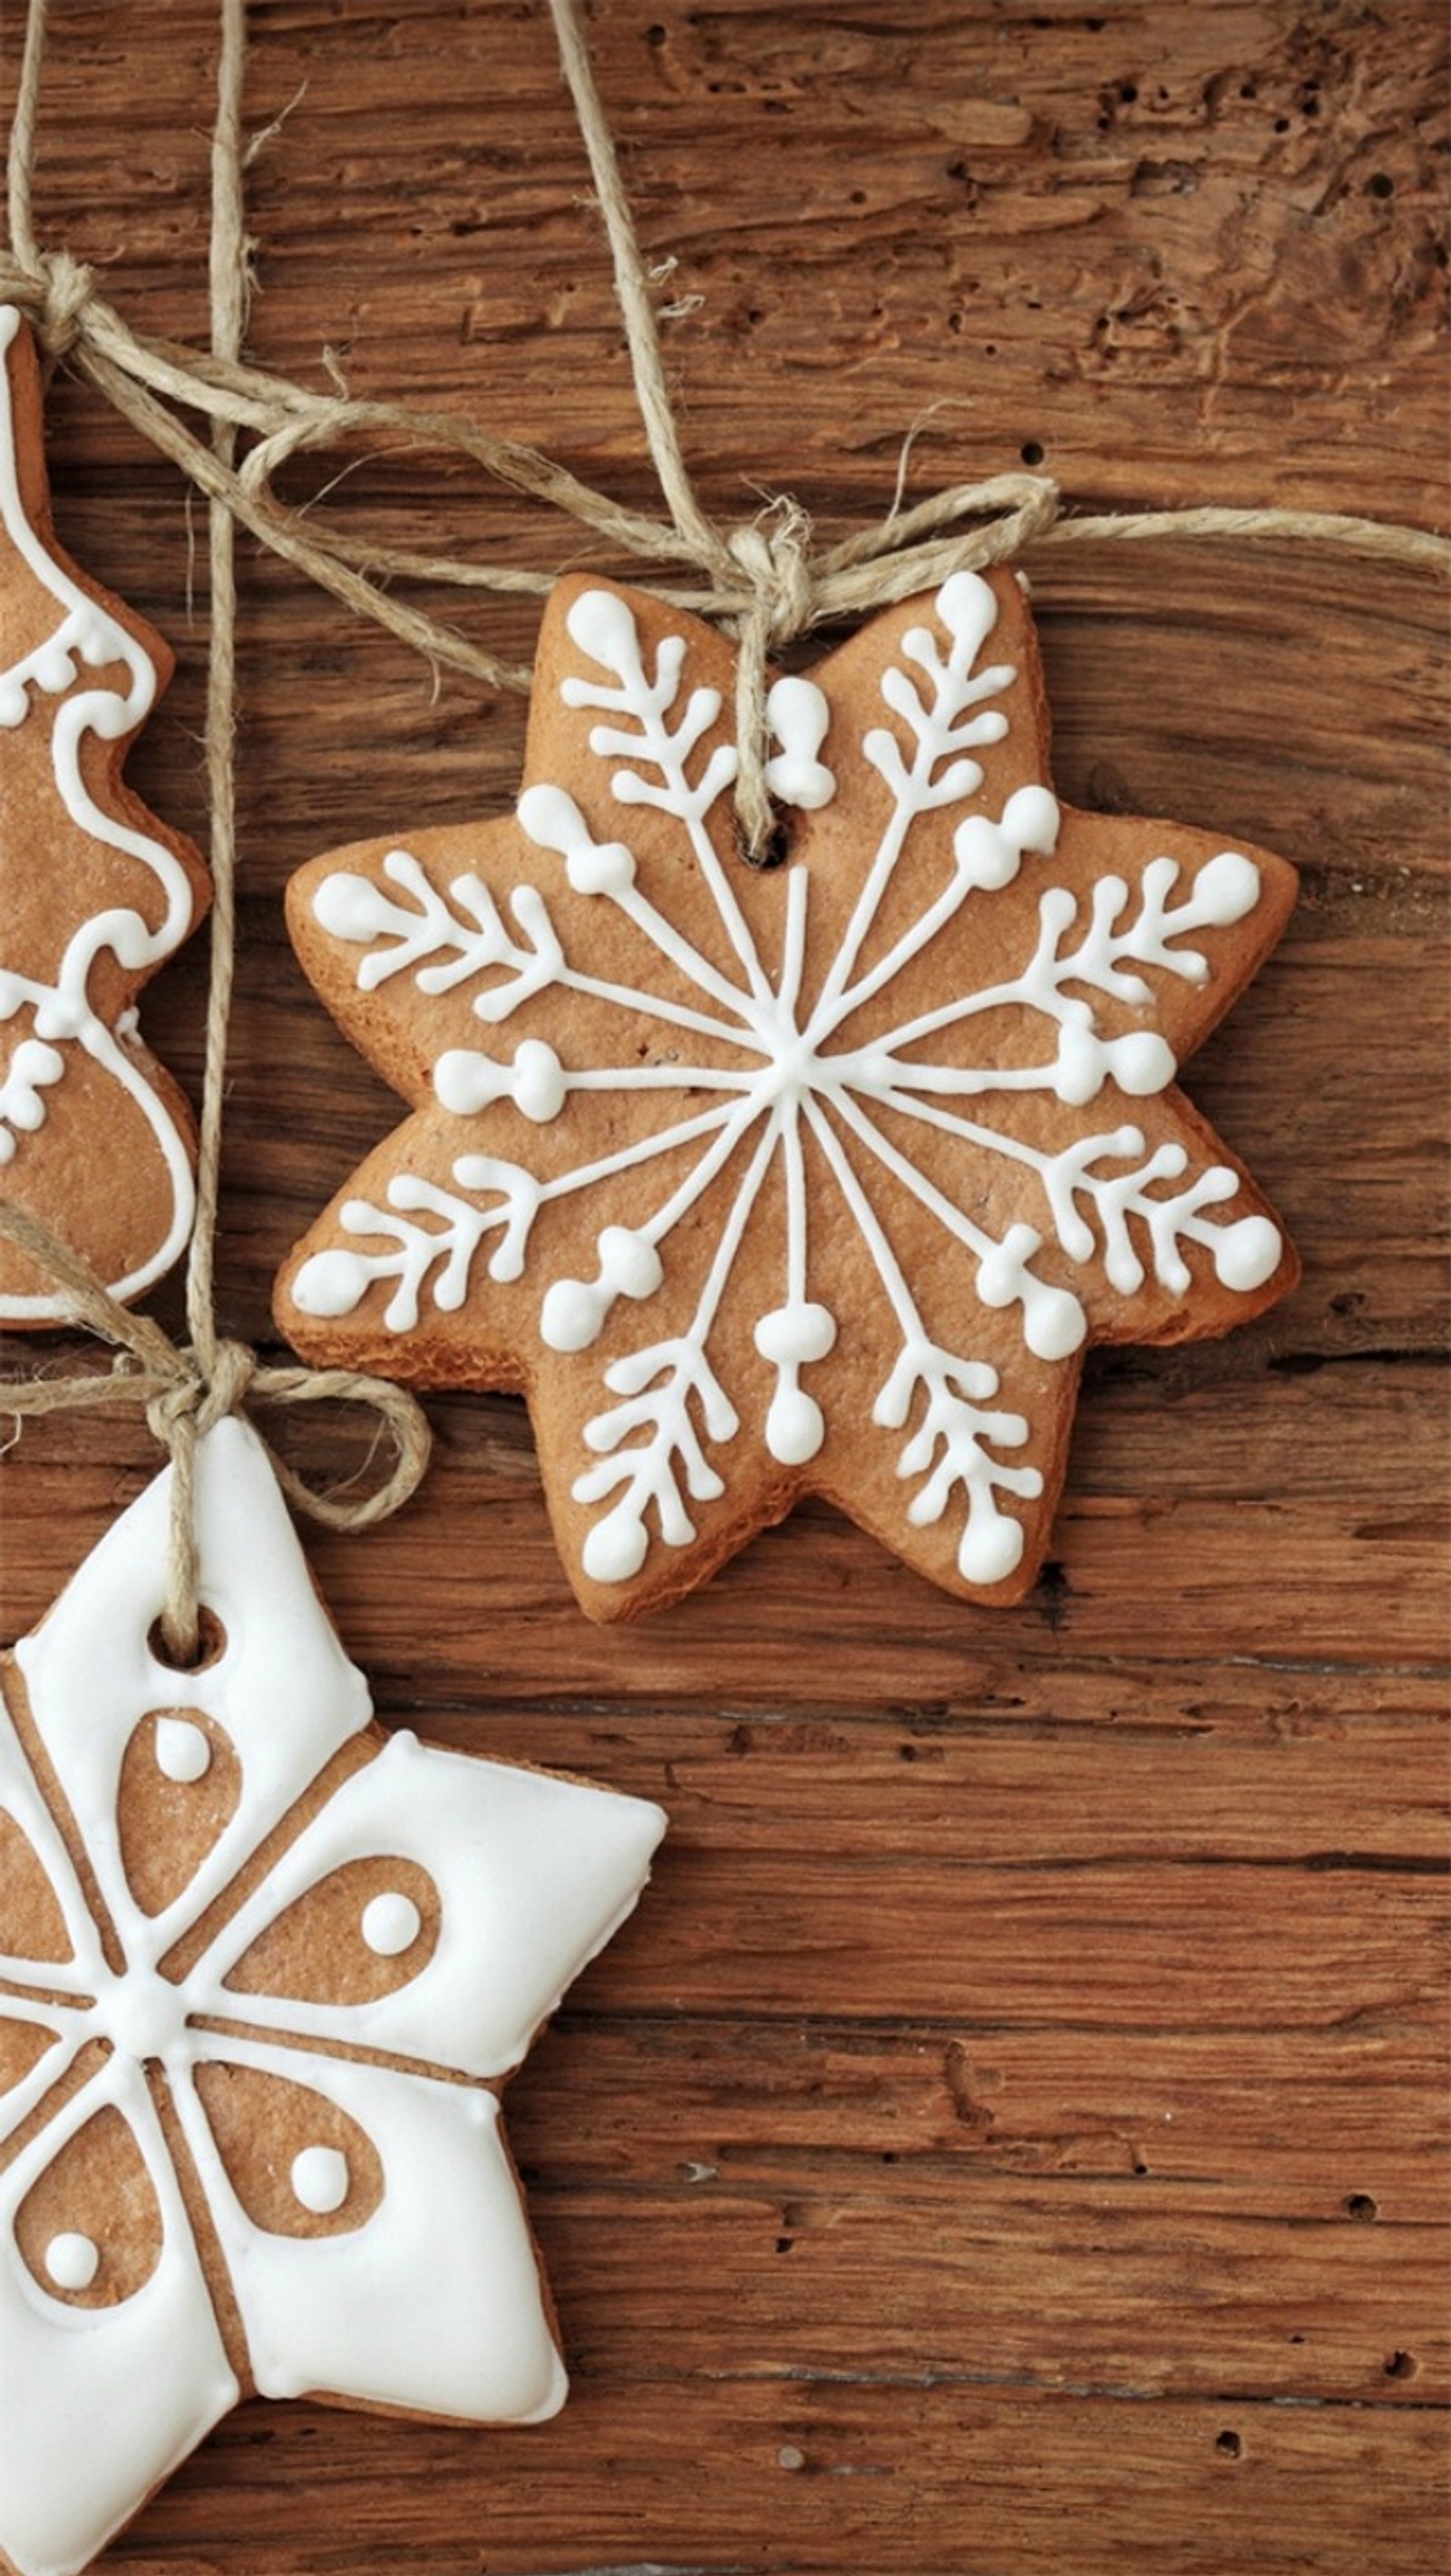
top-left (0, 1197), bottom-right (432, 1664)
top-left (1, 0), bottom-right (1446, 1638)
top-left (1, 0), bottom-right (431, 1664)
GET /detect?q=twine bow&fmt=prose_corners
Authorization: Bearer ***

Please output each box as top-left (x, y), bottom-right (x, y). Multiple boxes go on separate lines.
top-left (1, 0), bottom-right (430, 1665)
top-left (0, 1198), bottom-right (431, 1665)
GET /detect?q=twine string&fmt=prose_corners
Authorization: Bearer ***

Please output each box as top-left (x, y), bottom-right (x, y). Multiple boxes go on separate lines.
top-left (2, 0), bottom-right (431, 1662)
top-left (1, 0), bottom-right (1446, 1639)
top-left (1, 0), bottom-right (1442, 852)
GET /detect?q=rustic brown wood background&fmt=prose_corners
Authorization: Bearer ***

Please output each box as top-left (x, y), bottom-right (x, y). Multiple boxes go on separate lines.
top-left (1, 3), bottom-right (1446, 2570)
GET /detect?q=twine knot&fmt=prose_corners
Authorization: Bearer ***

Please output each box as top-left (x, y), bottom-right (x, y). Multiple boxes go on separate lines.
top-left (726, 502), bottom-right (816, 650)
top-left (144, 1337), bottom-right (258, 1450)
top-left (726, 501), bottom-right (820, 862)
top-left (0, 247), bottom-right (97, 356)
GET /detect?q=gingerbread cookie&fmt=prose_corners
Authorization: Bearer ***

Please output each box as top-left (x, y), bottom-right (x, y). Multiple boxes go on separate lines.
top-left (0, 1416), bottom-right (665, 2576)
top-left (0, 303), bottom-right (209, 1324)
top-left (276, 569), bottom-right (1297, 1619)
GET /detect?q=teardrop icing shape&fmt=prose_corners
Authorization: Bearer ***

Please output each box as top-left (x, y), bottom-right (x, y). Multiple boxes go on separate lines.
top-left (117, 1709), bottom-right (241, 1917)
top-left (15, 2104), bottom-right (161, 2308)
top-left (222, 1856), bottom-right (437, 2010)
top-left (192, 2059), bottom-right (382, 2237)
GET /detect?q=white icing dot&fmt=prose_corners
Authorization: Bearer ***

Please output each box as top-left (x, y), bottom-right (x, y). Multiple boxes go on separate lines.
top-left (434, 1048), bottom-right (507, 1115)
top-left (1003, 784), bottom-right (1060, 855)
top-left (513, 1039), bottom-right (568, 1123)
top-left (765, 1386), bottom-right (825, 1466)
top-left (1108, 1031), bottom-right (1177, 1098)
top-left (1212, 1215), bottom-right (1282, 1293)
top-left (937, 569), bottom-right (998, 640)
top-left (566, 586), bottom-right (640, 669)
top-left (600, 1225), bottom-right (665, 1303)
top-left (1054, 1024), bottom-right (1109, 1106)
top-left (541, 1275), bottom-right (606, 1353)
top-left (583, 1504), bottom-right (649, 1585)
top-left (567, 840), bottom-right (637, 897)
top-left (1022, 1283), bottom-right (1088, 1363)
top-left (755, 1301), bottom-right (836, 1368)
top-left (34, 641), bottom-right (76, 693)
top-left (764, 675), bottom-right (835, 812)
top-left (362, 1891), bottom-right (422, 1957)
top-left (291, 1247), bottom-right (371, 1318)
top-left (154, 1716), bottom-right (211, 1785)
top-left (517, 785), bottom-right (638, 894)
top-left (44, 2230), bottom-right (99, 2292)
top-left (291, 2146), bottom-right (350, 2216)
top-left (313, 872), bottom-right (389, 942)
top-left (1194, 850), bottom-right (1261, 924)
top-left (958, 1508), bottom-right (1027, 1587)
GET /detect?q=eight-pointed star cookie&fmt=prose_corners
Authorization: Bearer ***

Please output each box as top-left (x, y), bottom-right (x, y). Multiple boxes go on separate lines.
top-left (0, 305), bottom-right (210, 1323)
top-left (275, 570), bottom-right (1298, 1621)
top-left (0, 1416), bottom-right (665, 2576)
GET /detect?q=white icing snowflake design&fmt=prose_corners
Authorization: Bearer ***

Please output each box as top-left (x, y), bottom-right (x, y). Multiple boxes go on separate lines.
top-left (279, 569), bottom-right (1296, 1615)
top-left (0, 303), bottom-right (207, 1323)
top-left (0, 1419), bottom-right (664, 2576)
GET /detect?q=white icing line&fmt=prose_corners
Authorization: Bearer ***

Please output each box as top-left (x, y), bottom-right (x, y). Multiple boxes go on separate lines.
top-left (295, 567), bottom-right (1278, 1592)
top-left (0, 303), bottom-right (200, 1322)
top-left (0, 1420), bottom-right (665, 2570)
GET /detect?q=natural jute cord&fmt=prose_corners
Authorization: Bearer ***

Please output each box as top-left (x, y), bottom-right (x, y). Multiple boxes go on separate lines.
top-left (3, 0), bottom-right (1445, 853)
top-left (0, 0), bottom-right (1445, 1647)
top-left (1, 0), bottom-right (430, 1663)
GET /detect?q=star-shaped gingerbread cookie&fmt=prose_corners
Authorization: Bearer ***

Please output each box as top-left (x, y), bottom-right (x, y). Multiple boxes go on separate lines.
top-left (0, 1416), bottom-right (664, 2576)
top-left (276, 570), bottom-right (1297, 1620)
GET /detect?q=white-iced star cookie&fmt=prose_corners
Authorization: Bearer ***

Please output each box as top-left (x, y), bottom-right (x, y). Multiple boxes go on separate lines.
top-left (0, 1417), bottom-right (665, 2576)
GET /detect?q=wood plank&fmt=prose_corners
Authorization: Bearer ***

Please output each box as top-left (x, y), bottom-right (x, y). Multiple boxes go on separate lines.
top-left (115, 2382), bottom-right (1448, 2576)
top-left (587, 1851), bottom-right (1444, 2034)
top-left (523, 2181), bottom-right (1446, 2405)
top-left (0, 3), bottom-right (1446, 2572)
top-left (511, 2015), bottom-right (1449, 2216)
top-left (1, 1361), bottom-right (1445, 1683)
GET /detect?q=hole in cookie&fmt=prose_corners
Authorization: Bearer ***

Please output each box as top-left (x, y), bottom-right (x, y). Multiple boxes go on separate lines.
top-left (147, 1605), bottom-right (228, 1673)
top-left (737, 813), bottom-right (794, 872)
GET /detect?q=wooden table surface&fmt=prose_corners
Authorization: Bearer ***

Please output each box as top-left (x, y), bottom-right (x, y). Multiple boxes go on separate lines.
top-left (1, 4), bottom-right (1446, 2570)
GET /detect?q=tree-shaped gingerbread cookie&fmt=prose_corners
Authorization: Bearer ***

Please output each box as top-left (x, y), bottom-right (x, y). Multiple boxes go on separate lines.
top-left (0, 304), bottom-right (209, 1323)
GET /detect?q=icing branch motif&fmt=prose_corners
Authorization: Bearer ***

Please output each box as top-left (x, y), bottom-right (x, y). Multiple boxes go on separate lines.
top-left (0, 303), bottom-right (209, 1324)
top-left (0, 1420), bottom-right (665, 2576)
top-left (280, 565), bottom-right (1297, 1613)
top-left (312, 849), bottom-right (563, 1020)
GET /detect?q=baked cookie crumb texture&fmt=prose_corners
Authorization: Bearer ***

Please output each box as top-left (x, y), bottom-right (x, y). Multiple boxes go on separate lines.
top-left (0, 1417), bottom-right (665, 2576)
top-left (0, 304), bottom-right (209, 1325)
top-left (278, 569), bottom-right (1298, 1619)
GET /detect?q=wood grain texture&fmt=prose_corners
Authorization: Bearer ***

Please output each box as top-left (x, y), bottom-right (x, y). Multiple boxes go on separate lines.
top-left (0, 2), bottom-right (1446, 2571)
